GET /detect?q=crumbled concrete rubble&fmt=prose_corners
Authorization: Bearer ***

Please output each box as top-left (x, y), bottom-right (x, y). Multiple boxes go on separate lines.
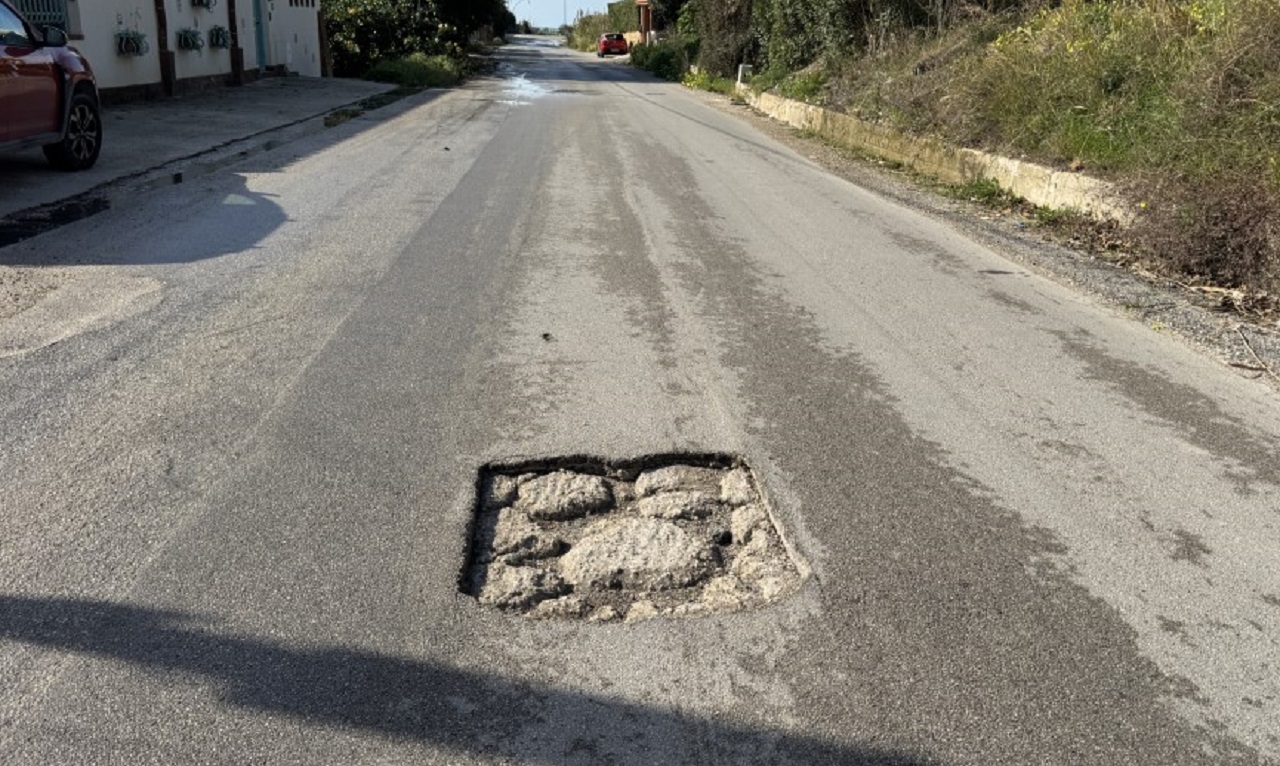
top-left (466, 459), bottom-right (802, 621)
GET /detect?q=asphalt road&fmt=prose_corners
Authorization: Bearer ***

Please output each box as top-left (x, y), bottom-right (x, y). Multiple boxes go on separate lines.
top-left (1, 39), bottom-right (1278, 765)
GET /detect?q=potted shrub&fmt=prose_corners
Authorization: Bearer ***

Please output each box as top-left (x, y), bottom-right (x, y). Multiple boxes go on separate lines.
top-left (115, 29), bottom-right (149, 56)
top-left (176, 27), bottom-right (204, 51)
top-left (208, 25), bottom-right (231, 49)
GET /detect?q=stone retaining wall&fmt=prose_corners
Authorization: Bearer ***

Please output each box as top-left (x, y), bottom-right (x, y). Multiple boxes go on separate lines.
top-left (740, 88), bottom-right (1135, 225)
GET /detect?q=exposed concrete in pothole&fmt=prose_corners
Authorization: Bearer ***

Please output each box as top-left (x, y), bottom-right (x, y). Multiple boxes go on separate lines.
top-left (464, 456), bottom-right (804, 621)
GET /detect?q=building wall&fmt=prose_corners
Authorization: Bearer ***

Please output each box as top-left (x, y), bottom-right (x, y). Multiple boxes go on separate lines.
top-left (267, 0), bottom-right (319, 77)
top-left (65, 0), bottom-right (320, 92)
top-left (236, 2), bottom-right (257, 71)
top-left (73, 0), bottom-right (164, 90)
top-left (167, 0), bottom-right (233, 82)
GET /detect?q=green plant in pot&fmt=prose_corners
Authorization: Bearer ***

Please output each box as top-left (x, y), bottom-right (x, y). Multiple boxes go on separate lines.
top-left (208, 25), bottom-right (231, 49)
top-left (115, 29), bottom-right (149, 56)
top-left (176, 27), bottom-right (204, 51)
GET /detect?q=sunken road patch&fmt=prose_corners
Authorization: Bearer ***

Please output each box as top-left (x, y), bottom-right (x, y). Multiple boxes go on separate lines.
top-left (462, 456), bottom-right (803, 622)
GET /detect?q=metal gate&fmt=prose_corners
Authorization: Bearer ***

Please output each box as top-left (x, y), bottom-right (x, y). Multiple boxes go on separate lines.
top-left (14, 0), bottom-right (68, 29)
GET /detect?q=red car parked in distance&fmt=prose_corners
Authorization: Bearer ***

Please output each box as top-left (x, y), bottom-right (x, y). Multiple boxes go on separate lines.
top-left (597, 32), bottom-right (628, 57)
top-left (0, 0), bottom-right (102, 170)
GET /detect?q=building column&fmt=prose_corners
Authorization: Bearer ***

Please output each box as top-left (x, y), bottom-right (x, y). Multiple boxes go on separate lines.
top-left (153, 0), bottom-right (175, 96)
top-left (636, 1), bottom-right (651, 42)
top-left (226, 0), bottom-right (245, 84)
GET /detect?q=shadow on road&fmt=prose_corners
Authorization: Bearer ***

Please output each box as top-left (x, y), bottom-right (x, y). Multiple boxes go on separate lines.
top-left (0, 171), bottom-right (287, 267)
top-left (0, 594), bottom-right (939, 765)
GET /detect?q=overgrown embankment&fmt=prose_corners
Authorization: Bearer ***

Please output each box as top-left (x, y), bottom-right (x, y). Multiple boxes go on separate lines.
top-left (578, 0), bottom-right (1280, 314)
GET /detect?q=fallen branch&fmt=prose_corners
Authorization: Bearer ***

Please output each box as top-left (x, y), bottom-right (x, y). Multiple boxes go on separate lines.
top-left (1237, 327), bottom-right (1280, 383)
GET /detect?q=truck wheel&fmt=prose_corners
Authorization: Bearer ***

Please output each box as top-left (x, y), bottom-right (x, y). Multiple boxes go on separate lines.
top-left (43, 92), bottom-right (103, 171)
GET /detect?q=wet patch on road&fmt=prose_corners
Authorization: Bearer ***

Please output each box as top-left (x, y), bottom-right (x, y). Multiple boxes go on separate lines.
top-left (889, 230), bottom-right (967, 274)
top-left (463, 455), bottom-right (804, 621)
top-left (1054, 331), bottom-right (1280, 494)
top-left (987, 289), bottom-right (1044, 316)
top-left (496, 71), bottom-right (552, 106)
top-left (1169, 528), bottom-right (1213, 566)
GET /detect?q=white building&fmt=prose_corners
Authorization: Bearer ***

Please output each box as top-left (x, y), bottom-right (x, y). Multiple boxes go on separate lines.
top-left (15, 0), bottom-right (323, 98)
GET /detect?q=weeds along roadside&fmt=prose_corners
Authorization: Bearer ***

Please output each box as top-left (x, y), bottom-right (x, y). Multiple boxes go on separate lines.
top-left (950, 0), bottom-right (1280, 314)
top-left (320, 46), bottom-right (498, 130)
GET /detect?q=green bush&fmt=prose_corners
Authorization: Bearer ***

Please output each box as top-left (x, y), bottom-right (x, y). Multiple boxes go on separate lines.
top-left (779, 69), bottom-right (825, 102)
top-left (323, 0), bottom-right (512, 77)
top-left (683, 68), bottom-right (736, 94)
top-left (690, 0), bottom-right (752, 76)
top-left (365, 53), bottom-right (463, 87)
top-left (608, 0), bottom-right (639, 32)
top-left (955, 0), bottom-right (1280, 296)
top-left (632, 37), bottom-right (698, 81)
top-left (325, 0), bottom-right (437, 77)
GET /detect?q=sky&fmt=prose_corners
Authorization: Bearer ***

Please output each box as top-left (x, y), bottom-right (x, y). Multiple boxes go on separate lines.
top-left (510, 0), bottom-right (610, 29)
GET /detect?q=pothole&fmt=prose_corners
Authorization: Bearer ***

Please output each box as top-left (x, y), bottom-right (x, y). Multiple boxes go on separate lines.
top-left (462, 455), bottom-right (804, 622)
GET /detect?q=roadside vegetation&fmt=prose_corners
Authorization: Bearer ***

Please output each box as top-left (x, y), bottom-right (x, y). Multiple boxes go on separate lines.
top-left (322, 0), bottom-right (514, 82)
top-left (569, 0), bottom-right (1280, 315)
top-left (633, 38), bottom-right (699, 81)
top-left (565, 13), bottom-right (612, 51)
top-left (365, 52), bottom-right (465, 87)
top-left (567, 1), bottom-right (650, 51)
top-left (682, 69), bottom-right (736, 95)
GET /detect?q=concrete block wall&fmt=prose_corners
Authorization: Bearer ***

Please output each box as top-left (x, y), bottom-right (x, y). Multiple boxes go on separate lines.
top-left (744, 89), bottom-right (1134, 225)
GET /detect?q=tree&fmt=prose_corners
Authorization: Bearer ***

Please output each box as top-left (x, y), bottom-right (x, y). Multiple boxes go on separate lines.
top-left (436, 0), bottom-right (515, 40)
top-left (693, 0), bottom-right (755, 75)
top-left (652, 0), bottom-right (690, 28)
top-left (323, 0), bottom-right (515, 76)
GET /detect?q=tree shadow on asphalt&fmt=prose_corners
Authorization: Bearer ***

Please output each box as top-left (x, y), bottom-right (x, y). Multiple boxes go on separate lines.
top-left (0, 594), bottom-right (938, 766)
